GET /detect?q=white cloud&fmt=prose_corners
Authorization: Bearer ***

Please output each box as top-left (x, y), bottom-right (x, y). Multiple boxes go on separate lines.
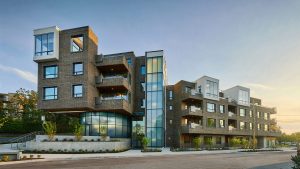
top-left (0, 64), bottom-right (37, 84)
top-left (244, 83), bottom-right (275, 90)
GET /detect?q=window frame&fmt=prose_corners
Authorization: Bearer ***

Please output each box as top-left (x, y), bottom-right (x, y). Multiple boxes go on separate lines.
top-left (73, 84), bottom-right (83, 98)
top-left (73, 62), bottom-right (84, 75)
top-left (35, 32), bottom-right (54, 56)
top-left (70, 34), bottom-right (84, 53)
top-left (44, 65), bottom-right (58, 79)
top-left (207, 102), bottom-right (216, 113)
top-left (43, 86), bottom-right (58, 100)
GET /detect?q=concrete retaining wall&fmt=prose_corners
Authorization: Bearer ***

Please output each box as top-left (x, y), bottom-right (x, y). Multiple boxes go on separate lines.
top-left (26, 135), bottom-right (131, 152)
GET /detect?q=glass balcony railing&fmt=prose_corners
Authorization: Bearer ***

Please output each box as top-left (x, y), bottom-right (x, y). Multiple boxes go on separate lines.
top-left (228, 111), bottom-right (236, 117)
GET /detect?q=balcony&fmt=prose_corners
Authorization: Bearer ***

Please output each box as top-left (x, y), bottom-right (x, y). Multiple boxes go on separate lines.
top-left (95, 76), bottom-right (130, 91)
top-left (228, 127), bottom-right (252, 136)
top-left (95, 97), bottom-right (130, 114)
top-left (228, 111), bottom-right (237, 118)
top-left (257, 130), bottom-right (281, 137)
top-left (182, 107), bottom-right (203, 117)
top-left (182, 90), bottom-right (203, 102)
top-left (95, 55), bottom-right (130, 72)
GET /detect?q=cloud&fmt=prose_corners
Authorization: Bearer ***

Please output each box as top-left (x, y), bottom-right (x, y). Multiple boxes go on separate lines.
top-left (244, 83), bottom-right (275, 90)
top-left (0, 64), bottom-right (37, 84)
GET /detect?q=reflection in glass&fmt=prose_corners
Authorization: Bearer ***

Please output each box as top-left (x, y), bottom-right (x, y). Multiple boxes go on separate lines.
top-left (71, 35), bottom-right (83, 52)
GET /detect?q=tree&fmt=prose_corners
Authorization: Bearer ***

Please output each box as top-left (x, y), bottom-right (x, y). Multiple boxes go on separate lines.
top-left (0, 118), bottom-right (7, 129)
top-left (291, 155), bottom-right (300, 169)
top-left (229, 137), bottom-right (241, 148)
top-left (42, 121), bottom-right (56, 141)
top-left (73, 122), bottom-right (83, 141)
top-left (240, 138), bottom-right (250, 149)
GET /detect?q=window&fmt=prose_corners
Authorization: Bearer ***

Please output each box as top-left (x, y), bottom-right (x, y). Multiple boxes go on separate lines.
top-left (127, 58), bottom-right (132, 66)
top-left (257, 124), bottom-right (261, 130)
top-left (43, 87), bottom-right (57, 100)
top-left (216, 137), bottom-right (222, 144)
top-left (207, 103), bottom-right (216, 113)
top-left (185, 86), bottom-right (191, 94)
top-left (140, 65), bottom-right (146, 75)
top-left (264, 124), bottom-right (268, 131)
top-left (219, 120), bottom-right (225, 128)
top-left (44, 65), bottom-right (58, 78)
top-left (141, 99), bottom-right (145, 108)
top-left (169, 105), bottom-right (173, 110)
top-left (238, 90), bottom-right (249, 105)
top-left (249, 110), bottom-right (253, 117)
top-left (141, 82), bottom-right (145, 92)
top-left (169, 91), bottom-right (173, 100)
top-left (249, 122), bottom-right (253, 130)
top-left (73, 62), bottom-right (83, 75)
top-left (240, 122), bottom-right (246, 130)
top-left (35, 32), bottom-right (54, 56)
top-left (264, 113), bottom-right (269, 120)
top-left (240, 108), bottom-right (246, 117)
top-left (207, 118), bottom-right (216, 128)
top-left (257, 111), bottom-right (260, 118)
top-left (71, 35), bottom-right (83, 52)
top-left (220, 105), bottom-right (225, 113)
top-left (73, 85), bottom-right (83, 97)
top-left (206, 80), bottom-right (218, 98)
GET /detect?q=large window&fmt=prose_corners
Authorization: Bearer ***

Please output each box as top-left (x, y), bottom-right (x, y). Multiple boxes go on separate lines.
top-left (146, 56), bottom-right (164, 147)
top-left (71, 35), bottom-right (83, 52)
top-left (140, 65), bottom-right (146, 75)
top-left (249, 122), bottom-right (253, 130)
top-left (264, 124), bottom-right (268, 131)
top-left (73, 62), bottom-right (83, 75)
top-left (80, 112), bottom-right (130, 138)
top-left (169, 91), bottom-right (173, 100)
top-left (220, 105), bottom-right (225, 113)
top-left (206, 80), bottom-right (218, 98)
top-left (44, 65), bottom-right (58, 78)
top-left (73, 85), bottom-right (83, 97)
top-left (240, 108), bottom-right (246, 117)
top-left (35, 32), bottom-right (54, 56)
top-left (43, 87), bottom-right (57, 100)
top-left (207, 103), bottom-right (216, 113)
top-left (249, 110), bottom-right (253, 117)
top-left (207, 118), bottom-right (216, 128)
top-left (141, 99), bottom-right (145, 108)
top-left (238, 90), bottom-right (249, 105)
top-left (264, 113), bottom-right (269, 120)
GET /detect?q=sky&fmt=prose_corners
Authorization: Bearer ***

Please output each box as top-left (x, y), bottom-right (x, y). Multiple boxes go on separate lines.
top-left (0, 0), bottom-right (299, 134)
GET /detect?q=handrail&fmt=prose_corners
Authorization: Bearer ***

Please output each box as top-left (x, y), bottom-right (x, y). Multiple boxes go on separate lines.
top-left (0, 131), bottom-right (43, 144)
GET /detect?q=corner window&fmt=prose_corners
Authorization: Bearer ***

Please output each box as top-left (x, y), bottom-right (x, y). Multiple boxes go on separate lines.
top-left (140, 65), bottom-right (146, 75)
top-left (207, 103), bottom-right (216, 113)
top-left (43, 87), bottom-right (57, 100)
top-left (73, 85), bottom-right (83, 97)
top-left (44, 65), bottom-right (58, 78)
top-left (73, 63), bottom-right (83, 75)
top-left (71, 35), bottom-right (83, 52)
top-left (206, 80), bottom-right (218, 98)
top-left (35, 32), bottom-right (54, 56)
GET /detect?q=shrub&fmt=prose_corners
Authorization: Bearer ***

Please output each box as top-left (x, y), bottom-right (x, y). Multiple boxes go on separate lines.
top-left (22, 155), bottom-right (27, 160)
top-left (42, 121), bottom-right (56, 141)
top-left (30, 154), bottom-right (34, 159)
top-left (204, 137), bottom-right (214, 150)
top-left (241, 138), bottom-right (250, 149)
top-left (63, 138), bottom-right (67, 142)
top-left (141, 137), bottom-right (150, 151)
top-left (73, 122), bottom-right (84, 141)
top-left (37, 155), bottom-right (41, 158)
top-left (2, 155), bottom-right (9, 162)
top-left (91, 139), bottom-right (94, 142)
top-left (69, 138), bottom-right (74, 142)
top-left (193, 137), bottom-right (202, 150)
top-left (292, 155), bottom-right (300, 169)
top-left (229, 137), bottom-right (241, 147)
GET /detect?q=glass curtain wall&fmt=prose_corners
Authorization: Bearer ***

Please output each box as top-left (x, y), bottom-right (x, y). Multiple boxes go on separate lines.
top-left (146, 53), bottom-right (165, 147)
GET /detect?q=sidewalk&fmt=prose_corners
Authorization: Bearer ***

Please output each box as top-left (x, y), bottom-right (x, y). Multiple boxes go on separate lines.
top-left (0, 147), bottom-right (296, 166)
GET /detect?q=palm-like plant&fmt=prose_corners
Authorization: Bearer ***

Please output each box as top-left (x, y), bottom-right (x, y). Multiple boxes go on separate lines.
top-left (73, 122), bottom-right (83, 141)
top-left (42, 121), bottom-right (56, 141)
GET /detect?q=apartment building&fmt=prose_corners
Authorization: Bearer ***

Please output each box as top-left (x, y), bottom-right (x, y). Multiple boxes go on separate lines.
top-left (166, 76), bottom-right (280, 148)
top-left (33, 26), bottom-right (279, 148)
top-left (33, 26), bottom-right (166, 147)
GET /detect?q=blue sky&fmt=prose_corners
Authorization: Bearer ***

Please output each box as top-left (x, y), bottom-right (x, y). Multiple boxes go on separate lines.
top-left (0, 0), bottom-right (300, 133)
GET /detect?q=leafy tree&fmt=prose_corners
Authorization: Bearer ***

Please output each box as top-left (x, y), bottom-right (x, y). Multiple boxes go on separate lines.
top-left (73, 122), bottom-right (83, 141)
top-left (42, 121), bottom-right (56, 141)
top-left (193, 137), bottom-right (202, 150)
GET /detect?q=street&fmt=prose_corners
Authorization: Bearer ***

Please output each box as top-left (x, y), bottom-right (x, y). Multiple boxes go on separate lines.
top-left (1, 151), bottom-right (295, 169)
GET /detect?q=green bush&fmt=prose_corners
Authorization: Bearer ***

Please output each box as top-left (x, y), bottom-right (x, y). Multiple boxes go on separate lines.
top-left (141, 137), bottom-right (150, 150)
top-left (2, 155), bottom-right (9, 162)
top-left (292, 155), bottom-right (300, 169)
top-left (42, 121), bottom-right (56, 141)
top-left (193, 137), bottom-right (202, 150)
top-left (73, 122), bottom-right (83, 141)
top-left (229, 137), bottom-right (241, 147)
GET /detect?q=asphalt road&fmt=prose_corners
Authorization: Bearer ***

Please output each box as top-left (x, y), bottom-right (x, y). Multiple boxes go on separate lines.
top-left (1, 151), bottom-right (296, 169)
